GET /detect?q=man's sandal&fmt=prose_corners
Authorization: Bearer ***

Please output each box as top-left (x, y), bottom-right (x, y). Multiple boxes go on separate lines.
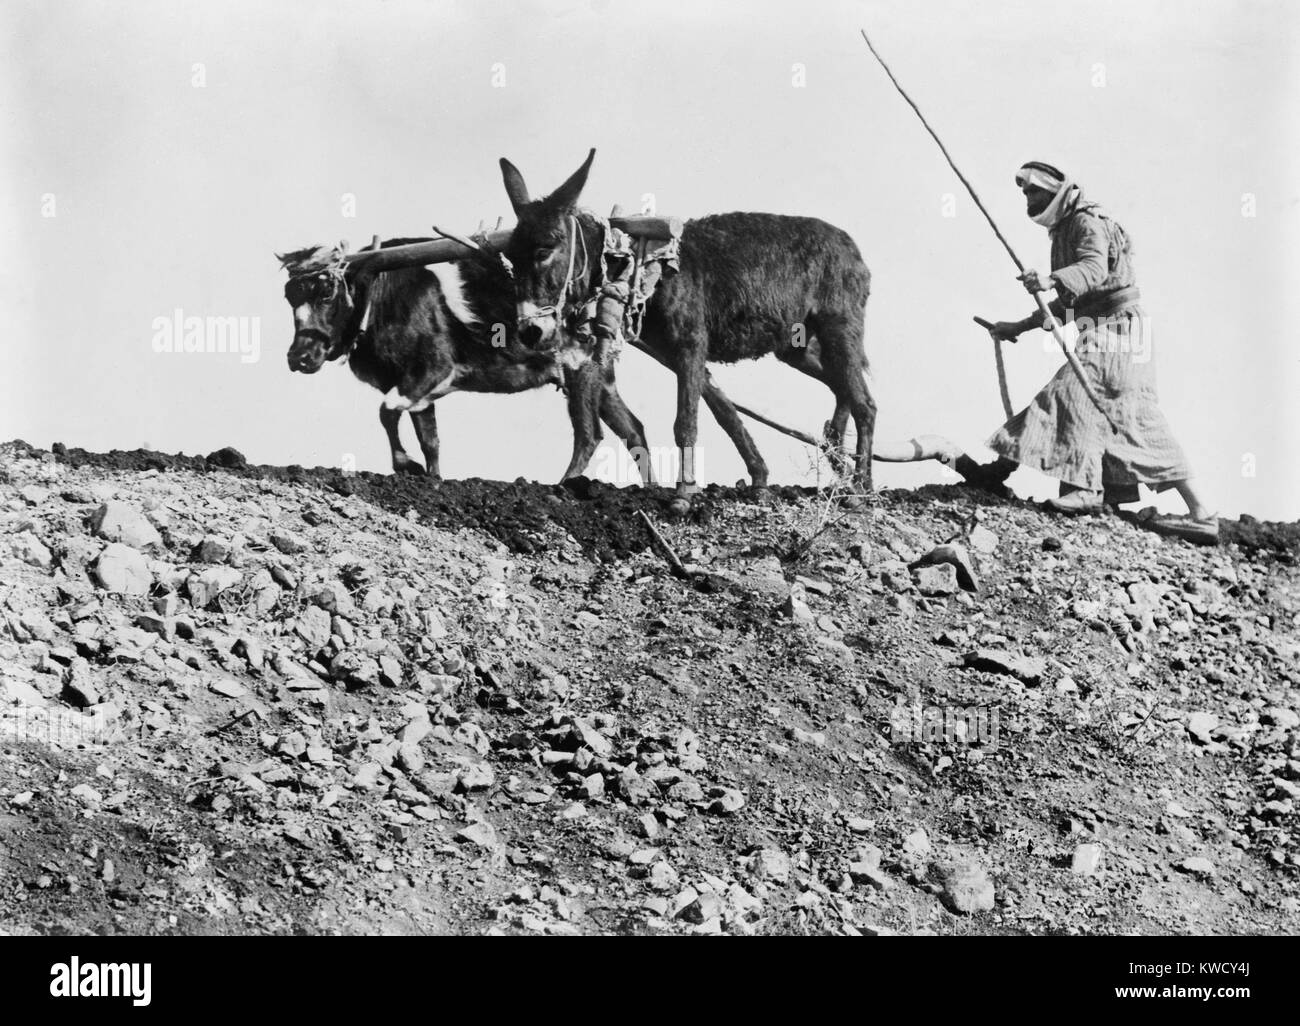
top-left (1045, 489), bottom-right (1105, 515)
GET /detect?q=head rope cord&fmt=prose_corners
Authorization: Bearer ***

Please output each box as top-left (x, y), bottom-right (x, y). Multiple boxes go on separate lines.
top-left (518, 215), bottom-right (589, 330)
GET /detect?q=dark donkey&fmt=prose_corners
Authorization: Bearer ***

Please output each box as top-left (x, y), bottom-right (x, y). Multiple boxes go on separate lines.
top-left (499, 149), bottom-right (877, 497)
top-left (277, 238), bottom-right (652, 482)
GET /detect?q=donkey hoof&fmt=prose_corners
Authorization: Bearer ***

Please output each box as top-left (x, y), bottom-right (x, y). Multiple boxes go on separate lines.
top-left (667, 496), bottom-right (693, 518)
top-left (393, 457), bottom-right (425, 476)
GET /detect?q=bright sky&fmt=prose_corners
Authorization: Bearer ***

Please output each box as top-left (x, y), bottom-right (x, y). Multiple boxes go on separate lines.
top-left (3, 0), bottom-right (1297, 518)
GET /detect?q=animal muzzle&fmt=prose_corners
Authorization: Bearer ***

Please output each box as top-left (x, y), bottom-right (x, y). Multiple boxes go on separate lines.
top-left (517, 302), bottom-right (558, 349)
top-left (287, 330), bottom-right (330, 373)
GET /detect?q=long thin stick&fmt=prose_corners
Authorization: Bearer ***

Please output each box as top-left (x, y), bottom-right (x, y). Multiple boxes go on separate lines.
top-left (731, 402), bottom-right (820, 447)
top-left (626, 339), bottom-right (826, 449)
top-left (860, 32), bottom-right (1024, 274)
top-left (431, 225), bottom-right (482, 251)
top-left (635, 510), bottom-right (689, 579)
top-left (860, 28), bottom-right (1124, 438)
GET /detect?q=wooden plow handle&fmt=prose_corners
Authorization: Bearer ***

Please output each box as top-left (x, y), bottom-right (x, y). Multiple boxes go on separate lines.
top-left (974, 316), bottom-right (1016, 420)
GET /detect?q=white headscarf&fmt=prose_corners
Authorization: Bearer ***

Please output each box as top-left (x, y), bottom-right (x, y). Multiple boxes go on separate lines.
top-left (1016, 162), bottom-right (1079, 229)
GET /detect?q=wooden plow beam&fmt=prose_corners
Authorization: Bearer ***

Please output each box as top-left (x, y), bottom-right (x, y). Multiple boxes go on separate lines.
top-left (342, 214), bottom-right (683, 273)
top-left (721, 393), bottom-right (959, 466)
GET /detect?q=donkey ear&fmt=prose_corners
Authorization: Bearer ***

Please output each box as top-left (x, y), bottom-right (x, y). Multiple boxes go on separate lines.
top-left (549, 148), bottom-right (596, 211)
top-left (499, 157), bottom-right (531, 215)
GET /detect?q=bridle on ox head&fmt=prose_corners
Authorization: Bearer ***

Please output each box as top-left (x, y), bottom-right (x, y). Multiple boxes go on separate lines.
top-left (284, 271), bottom-right (347, 308)
top-left (517, 215), bottom-right (590, 332)
top-left (283, 249), bottom-right (368, 360)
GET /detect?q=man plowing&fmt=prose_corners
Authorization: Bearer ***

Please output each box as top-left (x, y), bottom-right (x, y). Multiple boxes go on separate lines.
top-left (958, 161), bottom-right (1218, 544)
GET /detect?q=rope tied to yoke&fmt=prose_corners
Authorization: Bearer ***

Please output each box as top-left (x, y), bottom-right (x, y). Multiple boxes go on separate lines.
top-left (587, 218), bottom-right (681, 346)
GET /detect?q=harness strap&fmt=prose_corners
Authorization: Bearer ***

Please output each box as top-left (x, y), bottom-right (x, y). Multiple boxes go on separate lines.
top-left (524, 215), bottom-right (586, 323)
top-left (518, 214), bottom-right (679, 358)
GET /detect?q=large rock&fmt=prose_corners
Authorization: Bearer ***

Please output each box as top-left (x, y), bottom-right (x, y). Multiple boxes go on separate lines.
top-left (571, 717), bottom-right (613, 757)
top-left (271, 530), bottom-right (309, 555)
top-left (455, 760), bottom-right (496, 792)
top-left (1262, 707), bottom-right (1300, 731)
top-left (18, 609), bottom-right (56, 643)
top-left (0, 673), bottom-right (49, 707)
top-left (912, 562), bottom-right (959, 596)
top-left (902, 828), bottom-right (932, 862)
top-left (1071, 843), bottom-right (1104, 876)
top-left (63, 657), bottom-right (101, 707)
top-left (296, 605), bottom-right (332, 650)
top-left (962, 649), bottom-right (1046, 685)
top-left (1177, 856), bottom-right (1216, 878)
top-left (909, 544), bottom-right (980, 592)
top-left (91, 501), bottom-right (162, 550)
top-left (190, 536), bottom-right (231, 563)
top-left (1186, 711), bottom-right (1219, 744)
top-left (779, 583), bottom-right (815, 624)
top-left (93, 543), bottom-right (152, 595)
top-left (246, 569), bottom-right (280, 616)
top-left (13, 532), bottom-right (53, 569)
top-left (188, 566), bottom-right (242, 609)
top-left (745, 848), bottom-right (791, 883)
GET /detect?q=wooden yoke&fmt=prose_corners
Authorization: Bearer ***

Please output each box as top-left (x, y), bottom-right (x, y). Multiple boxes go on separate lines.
top-left (343, 214), bottom-right (683, 273)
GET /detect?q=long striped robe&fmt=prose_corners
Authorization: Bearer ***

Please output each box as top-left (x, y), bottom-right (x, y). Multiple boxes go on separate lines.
top-left (988, 196), bottom-right (1191, 500)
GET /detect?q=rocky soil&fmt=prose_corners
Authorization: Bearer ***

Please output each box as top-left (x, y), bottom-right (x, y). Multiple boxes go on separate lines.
top-left (0, 440), bottom-right (1297, 936)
